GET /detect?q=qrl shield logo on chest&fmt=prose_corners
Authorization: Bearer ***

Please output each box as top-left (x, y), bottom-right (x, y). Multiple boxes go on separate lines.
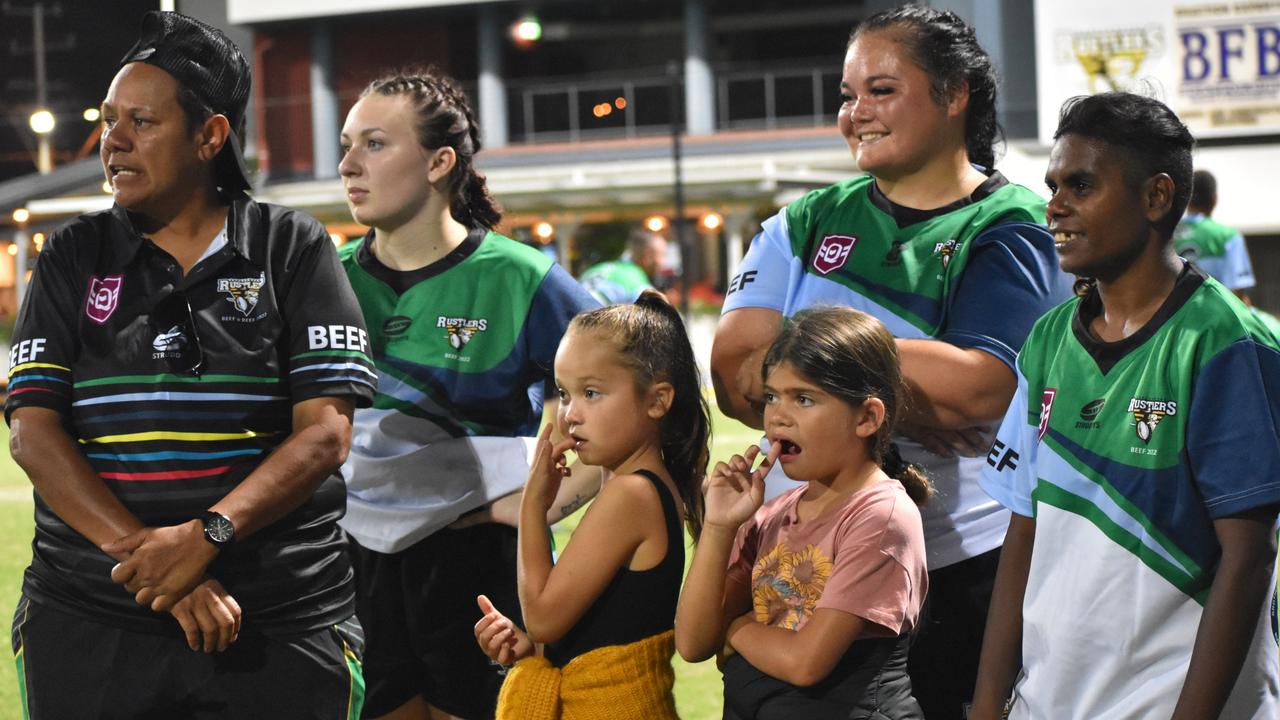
top-left (85, 275), bottom-right (123, 324)
top-left (1038, 388), bottom-right (1057, 441)
top-left (812, 235), bottom-right (857, 275)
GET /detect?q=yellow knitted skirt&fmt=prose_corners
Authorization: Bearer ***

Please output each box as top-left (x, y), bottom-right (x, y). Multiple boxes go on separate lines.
top-left (495, 629), bottom-right (679, 720)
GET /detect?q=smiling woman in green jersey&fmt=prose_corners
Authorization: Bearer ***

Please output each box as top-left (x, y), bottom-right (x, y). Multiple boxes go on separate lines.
top-left (710, 7), bottom-right (1072, 718)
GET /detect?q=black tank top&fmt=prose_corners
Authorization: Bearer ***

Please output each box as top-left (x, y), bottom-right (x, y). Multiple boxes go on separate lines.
top-left (545, 469), bottom-right (685, 667)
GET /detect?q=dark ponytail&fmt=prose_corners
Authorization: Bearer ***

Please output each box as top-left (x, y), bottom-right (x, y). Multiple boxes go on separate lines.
top-left (881, 442), bottom-right (930, 506)
top-left (762, 307), bottom-right (933, 506)
top-left (569, 290), bottom-right (711, 538)
top-left (362, 67), bottom-right (502, 229)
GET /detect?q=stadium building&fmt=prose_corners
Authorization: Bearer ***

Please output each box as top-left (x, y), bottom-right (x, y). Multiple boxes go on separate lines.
top-left (2, 0), bottom-right (1279, 316)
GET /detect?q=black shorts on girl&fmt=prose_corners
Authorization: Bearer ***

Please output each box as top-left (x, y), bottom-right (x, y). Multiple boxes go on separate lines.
top-left (721, 633), bottom-right (922, 720)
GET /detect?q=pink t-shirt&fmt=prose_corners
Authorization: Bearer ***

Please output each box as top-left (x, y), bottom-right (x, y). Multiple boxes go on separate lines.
top-left (727, 478), bottom-right (927, 637)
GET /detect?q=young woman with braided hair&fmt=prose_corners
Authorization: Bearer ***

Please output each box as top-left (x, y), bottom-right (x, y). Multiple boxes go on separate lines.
top-left (336, 68), bottom-right (598, 719)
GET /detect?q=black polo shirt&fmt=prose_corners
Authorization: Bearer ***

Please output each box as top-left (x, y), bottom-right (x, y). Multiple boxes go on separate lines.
top-left (6, 198), bottom-right (376, 636)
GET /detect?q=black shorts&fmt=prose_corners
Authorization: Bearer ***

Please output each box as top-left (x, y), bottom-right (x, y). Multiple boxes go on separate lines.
top-left (906, 546), bottom-right (1003, 720)
top-left (722, 634), bottom-right (922, 719)
top-left (11, 594), bottom-right (365, 719)
top-left (348, 523), bottom-right (521, 719)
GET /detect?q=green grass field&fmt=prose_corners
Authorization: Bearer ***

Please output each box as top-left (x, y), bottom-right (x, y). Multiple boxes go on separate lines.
top-left (0, 428), bottom-right (34, 720)
top-left (0, 405), bottom-right (764, 719)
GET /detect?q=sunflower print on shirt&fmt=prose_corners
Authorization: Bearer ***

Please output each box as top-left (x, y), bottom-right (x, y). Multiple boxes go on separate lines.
top-left (751, 543), bottom-right (834, 630)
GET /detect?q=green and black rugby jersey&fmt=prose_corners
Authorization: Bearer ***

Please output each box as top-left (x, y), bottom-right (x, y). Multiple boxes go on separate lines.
top-left (6, 199), bottom-right (376, 636)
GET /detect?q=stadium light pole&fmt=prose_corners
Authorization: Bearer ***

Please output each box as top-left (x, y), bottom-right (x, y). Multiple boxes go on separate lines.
top-left (31, 2), bottom-right (53, 174)
top-left (667, 62), bottom-right (690, 318)
top-left (11, 209), bottom-right (29, 308)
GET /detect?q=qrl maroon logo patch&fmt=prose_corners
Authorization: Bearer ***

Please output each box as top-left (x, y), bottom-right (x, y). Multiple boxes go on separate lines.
top-left (85, 275), bottom-right (123, 324)
top-left (1038, 388), bottom-right (1057, 441)
top-left (812, 235), bottom-right (857, 275)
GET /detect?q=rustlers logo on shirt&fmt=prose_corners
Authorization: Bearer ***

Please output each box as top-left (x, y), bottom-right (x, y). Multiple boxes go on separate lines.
top-left (438, 316), bottom-right (487, 351)
top-left (1127, 397), bottom-right (1177, 444)
top-left (812, 235), bottom-right (857, 275)
top-left (217, 273), bottom-right (265, 318)
top-left (934, 239), bottom-right (958, 269)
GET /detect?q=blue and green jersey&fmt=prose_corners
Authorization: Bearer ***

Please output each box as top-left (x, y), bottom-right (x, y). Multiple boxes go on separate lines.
top-left (579, 259), bottom-right (652, 305)
top-left (981, 266), bottom-right (1280, 718)
top-left (338, 228), bottom-right (598, 552)
top-left (1174, 213), bottom-right (1255, 290)
top-left (723, 172), bottom-right (1071, 568)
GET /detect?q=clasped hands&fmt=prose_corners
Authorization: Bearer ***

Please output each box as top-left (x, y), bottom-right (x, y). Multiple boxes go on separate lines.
top-left (102, 520), bottom-right (241, 653)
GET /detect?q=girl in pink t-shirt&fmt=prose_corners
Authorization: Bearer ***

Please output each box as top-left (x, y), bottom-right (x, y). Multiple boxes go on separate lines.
top-left (677, 307), bottom-right (930, 719)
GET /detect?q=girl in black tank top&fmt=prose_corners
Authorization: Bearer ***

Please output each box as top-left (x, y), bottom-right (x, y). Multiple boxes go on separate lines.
top-left (475, 291), bottom-right (711, 720)
top-left (543, 469), bottom-right (684, 666)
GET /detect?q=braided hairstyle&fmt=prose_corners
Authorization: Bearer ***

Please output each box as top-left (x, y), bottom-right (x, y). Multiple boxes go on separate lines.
top-left (762, 307), bottom-right (931, 506)
top-left (361, 68), bottom-right (502, 229)
top-left (851, 5), bottom-right (1003, 170)
top-left (569, 290), bottom-right (711, 539)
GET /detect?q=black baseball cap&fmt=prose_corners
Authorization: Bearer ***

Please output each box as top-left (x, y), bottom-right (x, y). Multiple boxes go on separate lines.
top-left (120, 11), bottom-right (253, 195)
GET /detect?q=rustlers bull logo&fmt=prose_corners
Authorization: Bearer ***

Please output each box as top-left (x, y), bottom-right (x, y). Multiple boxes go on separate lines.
top-left (218, 273), bottom-right (265, 316)
top-left (934, 239), bottom-right (958, 269)
top-left (437, 316), bottom-right (488, 350)
top-left (85, 275), bottom-right (123, 324)
top-left (1127, 397), bottom-right (1177, 443)
top-left (813, 235), bottom-right (857, 275)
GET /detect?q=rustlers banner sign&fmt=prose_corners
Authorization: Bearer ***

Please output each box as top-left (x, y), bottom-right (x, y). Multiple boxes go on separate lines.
top-left (1035, 0), bottom-right (1280, 140)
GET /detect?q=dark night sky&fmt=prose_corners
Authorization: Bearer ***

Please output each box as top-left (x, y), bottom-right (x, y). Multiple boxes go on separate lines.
top-left (0, 1), bottom-right (159, 183)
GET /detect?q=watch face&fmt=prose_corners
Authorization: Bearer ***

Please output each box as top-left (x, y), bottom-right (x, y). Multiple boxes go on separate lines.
top-left (205, 514), bottom-right (235, 544)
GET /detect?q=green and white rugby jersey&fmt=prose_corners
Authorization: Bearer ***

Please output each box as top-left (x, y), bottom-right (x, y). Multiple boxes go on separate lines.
top-left (982, 266), bottom-right (1280, 719)
top-left (337, 228), bottom-right (598, 552)
top-left (578, 258), bottom-right (652, 305)
top-left (1174, 212), bottom-right (1255, 290)
top-left (724, 172), bottom-right (1071, 568)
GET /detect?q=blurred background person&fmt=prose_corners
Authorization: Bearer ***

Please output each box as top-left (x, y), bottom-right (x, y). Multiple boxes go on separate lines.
top-left (579, 228), bottom-right (669, 304)
top-left (1175, 169), bottom-right (1256, 298)
top-left (1174, 169), bottom-right (1280, 337)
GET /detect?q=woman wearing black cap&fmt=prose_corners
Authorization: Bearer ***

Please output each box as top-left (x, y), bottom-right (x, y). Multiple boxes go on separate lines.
top-left (6, 11), bottom-right (376, 717)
